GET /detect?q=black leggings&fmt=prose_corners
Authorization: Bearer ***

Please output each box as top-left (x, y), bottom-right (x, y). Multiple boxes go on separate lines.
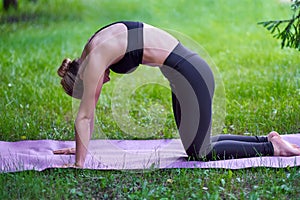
top-left (161, 43), bottom-right (274, 160)
top-left (208, 135), bottom-right (274, 160)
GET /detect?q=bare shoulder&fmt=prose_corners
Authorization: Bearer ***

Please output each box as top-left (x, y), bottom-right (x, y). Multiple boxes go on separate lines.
top-left (84, 23), bottom-right (128, 56)
top-left (81, 23), bottom-right (128, 65)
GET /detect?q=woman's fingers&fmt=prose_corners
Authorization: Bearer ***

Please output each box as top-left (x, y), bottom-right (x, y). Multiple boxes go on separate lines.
top-left (68, 148), bottom-right (76, 154)
top-left (53, 148), bottom-right (75, 155)
top-left (53, 149), bottom-right (65, 154)
top-left (61, 163), bottom-right (80, 168)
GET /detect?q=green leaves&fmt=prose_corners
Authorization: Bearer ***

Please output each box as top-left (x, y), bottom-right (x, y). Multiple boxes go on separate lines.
top-left (258, 0), bottom-right (300, 51)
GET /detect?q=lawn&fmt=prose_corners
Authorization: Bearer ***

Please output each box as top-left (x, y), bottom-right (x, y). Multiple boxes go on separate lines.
top-left (0, 0), bottom-right (299, 199)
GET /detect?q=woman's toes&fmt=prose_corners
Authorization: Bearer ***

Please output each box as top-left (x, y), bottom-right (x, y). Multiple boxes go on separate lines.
top-left (270, 136), bottom-right (300, 156)
top-left (267, 131), bottom-right (280, 141)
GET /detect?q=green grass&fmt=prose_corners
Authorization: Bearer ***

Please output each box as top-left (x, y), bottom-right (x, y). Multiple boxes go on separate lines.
top-left (1, 167), bottom-right (300, 199)
top-left (0, 0), bottom-right (299, 199)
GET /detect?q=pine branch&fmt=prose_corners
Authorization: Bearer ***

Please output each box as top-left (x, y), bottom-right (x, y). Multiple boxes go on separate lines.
top-left (258, 0), bottom-right (300, 51)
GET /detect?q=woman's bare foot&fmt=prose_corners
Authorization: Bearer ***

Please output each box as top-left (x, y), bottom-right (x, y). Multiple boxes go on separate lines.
top-left (270, 136), bottom-right (300, 156)
top-left (267, 131), bottom-right (280, 141)
top-left (291, 144), bottom-right (300, 149)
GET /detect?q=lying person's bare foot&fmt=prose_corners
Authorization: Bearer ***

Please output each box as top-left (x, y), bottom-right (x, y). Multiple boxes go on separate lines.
top-left (267, 131), bottom-right (280, 141)
top-left (271, 136), bottom-right (300, 156)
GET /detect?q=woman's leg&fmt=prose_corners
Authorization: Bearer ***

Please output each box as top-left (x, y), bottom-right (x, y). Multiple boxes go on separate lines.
top-left (205, 132), bottom-right (285, 160)
top-left (206, 134), bottom-right (300, 160)
top-left (171, 92), bottom-right (181, 129)
top-left (161, 44), bottom-right (290, 161)
top-left (211, 134), bottom-right (268, 143)
top-left (205, 140), bottom-right (274, 160)
top-left (211, 131), bottom-right (280, 143)
top-left (162, 43), bottom-right (215, 159)
top-left (162, 43), bottom-right (300, 160)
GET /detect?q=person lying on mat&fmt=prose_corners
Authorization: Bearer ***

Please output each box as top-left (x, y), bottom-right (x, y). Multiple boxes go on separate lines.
top-left (53, 21), bottom-right (300, 168)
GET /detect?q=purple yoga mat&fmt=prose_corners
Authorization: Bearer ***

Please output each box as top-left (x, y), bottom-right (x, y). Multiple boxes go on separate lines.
top-left (1, 134), bottom-right (300, 173)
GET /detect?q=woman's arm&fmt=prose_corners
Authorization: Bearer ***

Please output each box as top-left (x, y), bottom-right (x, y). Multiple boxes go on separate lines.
top-left (75, 33), bottom-right (127, 167)
top-left (74, 51), bottom-right (107, 167)
top-left (54, 23), bottom-right (127, 167)
top-left (53, 55), bottom-right (108, 164)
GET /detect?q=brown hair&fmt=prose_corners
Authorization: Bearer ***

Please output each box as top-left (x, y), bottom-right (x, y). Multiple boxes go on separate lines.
top-left (57, 58), bottom-right (83, 99)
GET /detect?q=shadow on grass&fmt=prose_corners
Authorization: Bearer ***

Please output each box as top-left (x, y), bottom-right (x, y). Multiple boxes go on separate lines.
top-left (0, 11), bottom-right (82, 24)
top-left (1, 13), bottom-right (39, 23)
top-left (0, 1), bottom-right (83, 25)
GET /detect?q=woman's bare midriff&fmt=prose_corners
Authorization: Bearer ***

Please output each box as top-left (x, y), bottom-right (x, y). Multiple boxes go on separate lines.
top-left (142, 23), bottom-right (179, 66)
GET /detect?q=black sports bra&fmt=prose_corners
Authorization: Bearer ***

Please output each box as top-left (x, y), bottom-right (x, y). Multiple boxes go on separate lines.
top-left (88, 21), bottom-right (144, 74)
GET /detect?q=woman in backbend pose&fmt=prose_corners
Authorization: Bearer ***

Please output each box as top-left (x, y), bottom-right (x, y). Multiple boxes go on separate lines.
top-left (54, 21), bottom-right (300, 167)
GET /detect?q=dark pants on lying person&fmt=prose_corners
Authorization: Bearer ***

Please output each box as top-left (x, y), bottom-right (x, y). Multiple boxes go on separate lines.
top-left (161, 43), bottom-right (274, 160)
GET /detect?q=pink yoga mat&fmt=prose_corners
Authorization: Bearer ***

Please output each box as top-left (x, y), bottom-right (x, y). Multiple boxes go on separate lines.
top-left (1, 134), bottom-right (300, 173)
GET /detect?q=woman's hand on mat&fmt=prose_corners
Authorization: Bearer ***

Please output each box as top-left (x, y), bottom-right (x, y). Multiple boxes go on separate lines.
top-left (61, 163), bottom-right (82, 168)
top-left (53, 148), bottom-right (75, 155)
